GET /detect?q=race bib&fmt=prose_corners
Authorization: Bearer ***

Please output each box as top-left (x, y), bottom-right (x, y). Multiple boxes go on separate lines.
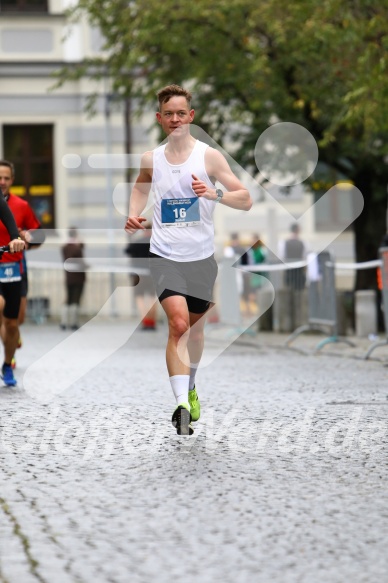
top-left (0, 262), bottom-right (21, 283)
top-left (161, 197), bottom-right (200, 227)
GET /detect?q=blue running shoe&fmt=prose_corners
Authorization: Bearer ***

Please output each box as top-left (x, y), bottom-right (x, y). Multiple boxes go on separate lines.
top-left (1, 363), bottom-right (16, 387)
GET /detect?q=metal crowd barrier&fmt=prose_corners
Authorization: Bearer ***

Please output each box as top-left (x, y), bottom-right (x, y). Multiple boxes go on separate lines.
top-left (235, 253), bottom-right (335, 345)
top-left (26, 259), bottom-right (147, 323)
top-left (237, 252), bottom-right (378, 352)
top-left (26, 255), bottom-right (387, 362)
top-left (220, 257), bottom-right (312, 335)
top-left (284, 251), bottom-right (355, 351)
top-left (364, 247), bottom-right (388, 359)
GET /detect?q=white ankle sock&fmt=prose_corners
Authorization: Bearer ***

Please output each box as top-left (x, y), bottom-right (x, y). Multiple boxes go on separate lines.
top-left (169, 375), bottom-right (190, 406)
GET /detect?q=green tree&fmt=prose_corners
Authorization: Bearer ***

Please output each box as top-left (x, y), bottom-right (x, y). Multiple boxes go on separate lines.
top-left (58, 0), bottom-right (388, 288)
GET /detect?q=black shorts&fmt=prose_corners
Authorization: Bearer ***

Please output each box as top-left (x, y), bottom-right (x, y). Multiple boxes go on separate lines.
top-left (0, 280), bottom-right (22, 319)
top-left (149, 252), bottom-right (218, 314)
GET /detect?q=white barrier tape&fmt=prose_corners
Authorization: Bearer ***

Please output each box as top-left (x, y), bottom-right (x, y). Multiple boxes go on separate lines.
top-left (241, 260), bottom-right (308, 272)
top-left (241, 259), bottom-right (382, 272)
top-left (335, 259), bottom-right (381, 270)
top-left (27, 260), bottom-right (150, 275)
top-left (28, 258), bottom-right (383, 274)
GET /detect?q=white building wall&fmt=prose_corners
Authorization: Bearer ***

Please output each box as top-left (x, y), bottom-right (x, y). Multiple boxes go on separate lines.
top-left (0, 1), bottom-right (355, 298)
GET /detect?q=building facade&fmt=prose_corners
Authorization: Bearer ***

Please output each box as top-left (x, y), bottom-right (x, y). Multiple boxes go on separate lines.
top-left (0, 0), bottom-right (355, 320)
top-left (0, 0), bottom-right (157, 242)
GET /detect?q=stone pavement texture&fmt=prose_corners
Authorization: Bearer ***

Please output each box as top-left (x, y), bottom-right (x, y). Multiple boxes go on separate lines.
top-left (0, 321), bottom-right (388, 583)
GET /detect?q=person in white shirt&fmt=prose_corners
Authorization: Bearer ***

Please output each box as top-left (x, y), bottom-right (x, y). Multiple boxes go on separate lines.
top-left (278, 223), bottom-right (307, 290)
top-left (125, 84), bottom-right (252, 435)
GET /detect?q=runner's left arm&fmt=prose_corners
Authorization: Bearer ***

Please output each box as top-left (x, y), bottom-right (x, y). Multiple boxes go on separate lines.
top-left (192, 148), bottom-right (252, 211)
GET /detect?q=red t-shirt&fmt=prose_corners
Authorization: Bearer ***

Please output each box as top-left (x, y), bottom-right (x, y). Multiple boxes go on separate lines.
top-left (0, 194), bottom-right (41, 264)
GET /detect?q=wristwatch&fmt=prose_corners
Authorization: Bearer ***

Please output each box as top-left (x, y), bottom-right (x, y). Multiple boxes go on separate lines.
top-left (215, 188), bottom-right (224, 203)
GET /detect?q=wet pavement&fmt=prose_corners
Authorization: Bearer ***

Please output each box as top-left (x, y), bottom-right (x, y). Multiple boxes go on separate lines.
top-left (0, 321), bottom-right (387, 583)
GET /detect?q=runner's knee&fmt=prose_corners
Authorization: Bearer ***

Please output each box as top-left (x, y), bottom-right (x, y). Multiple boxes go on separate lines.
top-left (168, 315), bottom-right (189, 338)
top-left (3, 318), bottom-right (18, 333)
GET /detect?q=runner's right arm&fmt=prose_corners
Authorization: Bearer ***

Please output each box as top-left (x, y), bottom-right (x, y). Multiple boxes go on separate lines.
top-left (125, 151), bottom-right (153, 234)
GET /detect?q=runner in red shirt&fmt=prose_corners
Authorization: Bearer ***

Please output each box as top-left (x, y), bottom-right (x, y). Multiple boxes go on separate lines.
top-left (0, 160), bottom-right (45, 386)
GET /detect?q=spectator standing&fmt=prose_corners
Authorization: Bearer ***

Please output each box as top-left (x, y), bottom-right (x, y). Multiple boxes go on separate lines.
top-left (125, 222), bottom-right (158, 330)
top-left (278, 223), bottom-right (307, 290)
top-left (224, 232), bottom-right (247, 260)
top-left (60, 227), bottom-right (87, 330)
top-left (248, 234), bottom-right (268, 292)
top-left (224, 232), bottom-right (252, 315)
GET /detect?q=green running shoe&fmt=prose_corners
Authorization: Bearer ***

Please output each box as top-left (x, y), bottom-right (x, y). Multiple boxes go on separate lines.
top-left (171, 403), bottom-right (193, 436)
top-left (188, 386), bottom-right (200, 422)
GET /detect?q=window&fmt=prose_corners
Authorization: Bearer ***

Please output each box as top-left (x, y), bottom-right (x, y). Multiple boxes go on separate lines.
top-left (3, 124), bottom-right (55, 229)
top-left (0, 0), bottom-right (48, 12)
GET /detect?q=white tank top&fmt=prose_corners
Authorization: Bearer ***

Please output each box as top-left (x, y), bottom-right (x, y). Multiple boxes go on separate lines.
top-left (150, 139), bottom-right (216, 261)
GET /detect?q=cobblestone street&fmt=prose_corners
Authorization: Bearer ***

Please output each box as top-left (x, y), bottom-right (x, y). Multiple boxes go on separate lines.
top-left (0, 321), bottom-right (387, 583)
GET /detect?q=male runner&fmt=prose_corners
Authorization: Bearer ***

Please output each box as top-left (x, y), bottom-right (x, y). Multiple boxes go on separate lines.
top-left (125, 84), bottom-right (252, 435)
top-left (0, 160), bottom-right (44, 386)
top-left (0, 196), bottom-right (25, 372)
